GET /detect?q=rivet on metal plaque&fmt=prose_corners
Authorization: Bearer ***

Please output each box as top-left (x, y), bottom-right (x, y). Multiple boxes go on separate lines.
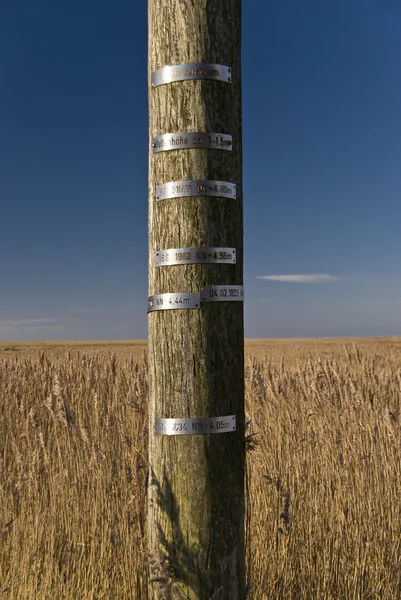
top-left (152, 132), bottom-right (232, 154)
top-left (200, 285), bottom-right (244, 302)
top-left (156, 180), bottom-right (236, 201)
top-left (156, 248), bottom-right (236, 266)
top-left (155, 416), bottom-right (236, 436)
top-left (147, 293), bottom-right (200, 313)
top-left (152, 63), bottom-right (232, 87)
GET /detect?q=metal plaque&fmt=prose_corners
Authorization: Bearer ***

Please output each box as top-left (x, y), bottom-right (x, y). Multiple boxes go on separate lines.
top-left (156, 180), bottom-right (236, 201)
top-left (152, 63), bottom-right (232, 87)
top-left (200, 285), bottom-right (244, 302)
top-left (147, 293), bottom-right (200, 313)
top-left (155, 415), bottom-right (236, 436)
top-left (156, 248), bottom-right (236, 266)
top-left (152, 132), bottom-right (232, 153)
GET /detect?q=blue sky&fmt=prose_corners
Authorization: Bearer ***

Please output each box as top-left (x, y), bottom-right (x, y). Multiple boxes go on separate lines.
top-left (1, 0), bottom-right (400, 341)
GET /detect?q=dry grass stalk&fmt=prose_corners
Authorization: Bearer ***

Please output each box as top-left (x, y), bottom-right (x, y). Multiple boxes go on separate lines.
top-left (0, 341), bottom-right (400, 598)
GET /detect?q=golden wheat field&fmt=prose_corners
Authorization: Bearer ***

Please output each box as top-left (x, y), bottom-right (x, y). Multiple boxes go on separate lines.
top-left (1, 338), bottom-right (401, 599)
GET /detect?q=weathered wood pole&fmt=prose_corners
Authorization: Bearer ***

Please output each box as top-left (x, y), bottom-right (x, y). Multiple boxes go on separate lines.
top-left (148, 1), bottom-right (244, 598)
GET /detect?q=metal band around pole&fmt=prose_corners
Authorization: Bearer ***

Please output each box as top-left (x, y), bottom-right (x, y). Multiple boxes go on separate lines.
top-left (200, 285), bottom-right (244, 302)
top-left (155, 415), bottom-right (236, 435)
top-left (148, 293), bottom-right (200, 313)
top-left (152, 63), bottom-right (232, 87)
top-left (156, 180), bottom-right (236, 201)
top-left (156, 247), bottom-right (236, 266)
top-left (152, 132), bottom-right (232, 153)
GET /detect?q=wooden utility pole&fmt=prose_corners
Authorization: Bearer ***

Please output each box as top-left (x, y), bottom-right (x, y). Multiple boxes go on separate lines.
top-left (148, 1), bottom-right (244, 598)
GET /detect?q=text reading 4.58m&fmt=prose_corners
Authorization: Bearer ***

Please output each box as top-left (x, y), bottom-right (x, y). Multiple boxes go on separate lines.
top-left (156, 248), bottom-right (236, 266)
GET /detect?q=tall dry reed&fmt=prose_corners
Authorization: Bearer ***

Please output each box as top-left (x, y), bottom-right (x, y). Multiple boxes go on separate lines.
top-left (245, 344), bottom-right (401, 599)
top-left (0, 351), bottom-right (148, 599)
top-left (1, 343), bottom-right (400, 598)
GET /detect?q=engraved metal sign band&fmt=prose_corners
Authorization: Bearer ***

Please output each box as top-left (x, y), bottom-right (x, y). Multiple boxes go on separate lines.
top-left (152, 63), bottom-right (232, 87)
top-left (156, 180), bottom-right (236, 201)
top-left (147, 293), bottom-right (200, 313)
top-left (200, 285), bottom-right (244, 302)
top-left (155, 415), bottom-right (236, 436)
top-left (156, 248), bottom-right (236, 266)
top-left (152, 132), bottom-right (232, 153)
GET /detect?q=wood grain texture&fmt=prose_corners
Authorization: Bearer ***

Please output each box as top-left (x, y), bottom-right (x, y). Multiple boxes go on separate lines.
top-left (148, 1), bottom-right (244, 598)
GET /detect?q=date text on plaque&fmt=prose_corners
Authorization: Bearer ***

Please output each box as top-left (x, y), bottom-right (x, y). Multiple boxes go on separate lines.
top-left (200, 285), bottom-right (244, 302)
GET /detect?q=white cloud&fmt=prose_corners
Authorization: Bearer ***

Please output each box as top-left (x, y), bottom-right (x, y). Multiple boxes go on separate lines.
top-left (0, 318), bottom-right (66, 331)
top-left (257, 274), bottom-right (343, 283)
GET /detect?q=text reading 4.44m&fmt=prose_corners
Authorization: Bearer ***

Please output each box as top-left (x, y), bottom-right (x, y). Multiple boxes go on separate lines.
top-left (147, 293), bottom-right (200, 313)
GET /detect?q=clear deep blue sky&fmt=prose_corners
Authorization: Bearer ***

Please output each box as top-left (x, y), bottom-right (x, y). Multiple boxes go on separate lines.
top-left (1, 0), bottom-right (400, 340)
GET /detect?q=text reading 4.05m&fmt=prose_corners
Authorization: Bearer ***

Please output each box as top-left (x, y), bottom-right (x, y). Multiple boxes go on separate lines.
top-left (155, 416), bottom-right (236, 436)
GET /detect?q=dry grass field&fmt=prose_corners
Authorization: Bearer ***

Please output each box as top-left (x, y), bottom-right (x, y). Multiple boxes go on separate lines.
top-left (1, 338), bottom-right (401, 598)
